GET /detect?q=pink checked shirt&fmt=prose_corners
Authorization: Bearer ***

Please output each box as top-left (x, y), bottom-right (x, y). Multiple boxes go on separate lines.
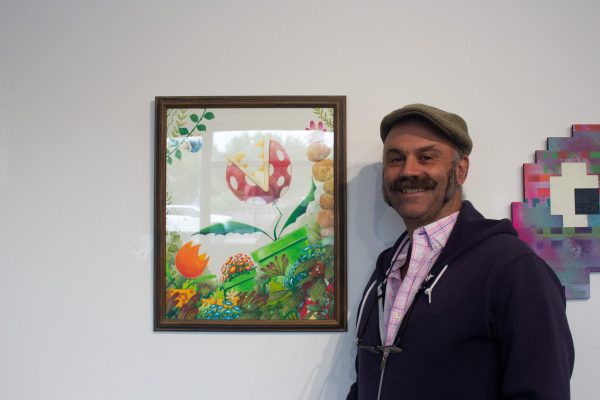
top-left (383, 211), bottom-right (459, 346)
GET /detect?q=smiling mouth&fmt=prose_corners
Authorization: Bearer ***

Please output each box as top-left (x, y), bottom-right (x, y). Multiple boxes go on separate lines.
top-left (390, 176), bottom-right (437, 195)
top-left (398, 188), bottom-right (428, 194)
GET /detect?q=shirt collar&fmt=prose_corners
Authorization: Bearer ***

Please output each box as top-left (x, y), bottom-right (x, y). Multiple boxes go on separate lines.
top-left (412, 211), bottom-right (460, 252)
top-left (388, 211), bottom-right (461, 275)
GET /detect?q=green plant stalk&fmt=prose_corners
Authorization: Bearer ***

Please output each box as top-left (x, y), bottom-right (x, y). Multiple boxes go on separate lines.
top-left (272, 203), bottom-right (283, 240)
top-left (277, 179), bottom-right (316, 238)
top-left (195, 180), bottom-right (315, 242)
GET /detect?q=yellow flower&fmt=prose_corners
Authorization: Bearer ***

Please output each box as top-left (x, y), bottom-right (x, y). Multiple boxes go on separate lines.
top-left (167, 288), bottom-right (196, 308)
top-left (226, 290), bottom-right (240, 306)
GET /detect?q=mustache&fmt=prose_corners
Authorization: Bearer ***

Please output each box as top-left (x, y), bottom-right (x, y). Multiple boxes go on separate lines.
top-left (389, 176), bottom-right (437, 191)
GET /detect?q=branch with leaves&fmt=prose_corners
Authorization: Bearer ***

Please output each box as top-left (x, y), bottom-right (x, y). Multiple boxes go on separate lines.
top-left (313, 108), bottom-right (334, 131)
top-left (167, 108), bottom-right (215, 164)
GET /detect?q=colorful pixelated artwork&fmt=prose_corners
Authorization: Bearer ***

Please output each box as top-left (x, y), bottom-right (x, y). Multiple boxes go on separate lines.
top-left (511, 125), bottom-right (600, 299)
top-left (154, 96), bottom-right (347, 331)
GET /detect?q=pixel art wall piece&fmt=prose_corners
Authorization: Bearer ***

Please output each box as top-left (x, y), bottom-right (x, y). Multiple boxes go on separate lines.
top-left (511, 125), bottom-right (600, 299)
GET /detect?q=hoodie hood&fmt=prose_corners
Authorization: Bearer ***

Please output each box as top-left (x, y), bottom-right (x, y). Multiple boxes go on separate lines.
top-left (433, 201), bottom-right (518, 270)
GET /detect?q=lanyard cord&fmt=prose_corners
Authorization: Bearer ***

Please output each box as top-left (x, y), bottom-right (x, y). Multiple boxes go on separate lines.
top-left (391, 261), bottom-right (450, 349)
top-left (355, 234), bottom-right (408, 345)
top-left (356, 233), bottom-right (452, 350)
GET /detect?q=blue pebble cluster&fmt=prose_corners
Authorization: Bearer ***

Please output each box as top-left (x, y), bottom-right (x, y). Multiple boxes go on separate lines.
top-left (201, 300), bottom-right (241, 320)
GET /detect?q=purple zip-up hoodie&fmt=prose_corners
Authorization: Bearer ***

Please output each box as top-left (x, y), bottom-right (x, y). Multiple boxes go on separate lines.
top-left (347, 201), bottom-right (574, 400)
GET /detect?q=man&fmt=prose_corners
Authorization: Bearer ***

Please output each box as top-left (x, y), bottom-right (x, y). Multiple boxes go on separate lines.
top-left (347, 104), bottom-right (574, 400)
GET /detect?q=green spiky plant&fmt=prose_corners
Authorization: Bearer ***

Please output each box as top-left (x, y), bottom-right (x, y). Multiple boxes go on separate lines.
top-left (194, 180), bottom-right (316, 241)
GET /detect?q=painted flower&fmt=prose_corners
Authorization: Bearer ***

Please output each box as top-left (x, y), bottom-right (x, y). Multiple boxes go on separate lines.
top-left (225, 138), bottom-right (292, 205)
top-left (226, 290), bottom-right (240, 306)
top-left (167, 288), bottom-right (197, 308)
top-left (305, 120), bottom-right (327, 131)
top-left (175, 241), bottom-right (210, 278)
top-left (201, 297), bottom-right (217, 307)
top-left (220, 253), bottom-right (256, 282)
top-left (187, 137), bottom-right (202, 153)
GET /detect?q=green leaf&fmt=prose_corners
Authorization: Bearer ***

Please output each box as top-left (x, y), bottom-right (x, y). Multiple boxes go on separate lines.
top-left (190, 114), bottom-right (199, 123)
top-left (167, 155), bottom-right (173, 165)
top-left (279, 180), bottom-right (317, 235)
top-left (283, 310), bottom-right (299, 320)
top-left (308, 279), bottom-right (326, 303)
top-left (165, 265), bottom-right (175, 286)
top-left (260, 254), bottom-right (289, 277)
top-left (204, 112), bottom-right (215, 120)
top-left (197, 124), bottom-right (206, 131)
top-left (295, 259), bottom-right (316, 276)
top-left (266, 290), bottom-right (290, 305)
top-left (182, 280), bottom-right (197, 290)
top-left (214, 288), bottom-right (225, 302)
top-left (179, 127), bottom-right (189, 136)
top-left (194, 274), bottom-right (217, 284)
top-left (325, 260), bottom-right (335, 281)
top-left (307, 304), bottom-right (321, 312)
top-left (267, 281), bottom-right (285, 292)
top-left (175, 149), bottom-right (182, 160)
top-left (281, 290), bottom-right (304, 315)
top-left (194, 221), bottom-right (270, 239)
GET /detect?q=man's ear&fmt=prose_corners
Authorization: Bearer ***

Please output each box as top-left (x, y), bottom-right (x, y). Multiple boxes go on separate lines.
top-left (456, 156), bottom-right (469, 185)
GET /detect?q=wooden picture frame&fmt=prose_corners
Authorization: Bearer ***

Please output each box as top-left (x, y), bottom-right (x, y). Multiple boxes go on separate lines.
top-left (154, 96), bottom-right (346, 331)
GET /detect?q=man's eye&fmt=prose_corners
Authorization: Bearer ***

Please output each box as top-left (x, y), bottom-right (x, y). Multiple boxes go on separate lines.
top-left (420, 155), bottom-right (433, 161)
top-left (388, 157), bottom-right (404, 165)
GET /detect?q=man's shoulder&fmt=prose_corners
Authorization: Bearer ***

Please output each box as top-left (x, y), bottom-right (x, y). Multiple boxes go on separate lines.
top-left (476, 230), bottom-right (539, 261)
top-left (450, 201), bottom-right (534, 260)
top-left (465, 230), bottom-right (561, 286)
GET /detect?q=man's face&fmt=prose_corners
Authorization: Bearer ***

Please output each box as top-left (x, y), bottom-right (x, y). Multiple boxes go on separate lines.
top-left (382, 119), bottom-right (469, 230)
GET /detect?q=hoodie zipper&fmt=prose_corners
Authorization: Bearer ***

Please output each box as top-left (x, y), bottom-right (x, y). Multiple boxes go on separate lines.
top-left (375, 264), bottom-right (450, 399)
top-left (377, 351), bottom-right (388, 400)
top-left (376, 281), bottom-right (388, 400)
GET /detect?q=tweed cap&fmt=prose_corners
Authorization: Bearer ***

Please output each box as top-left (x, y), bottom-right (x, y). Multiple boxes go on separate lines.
top-left (380, 103), bottom-right (472, 155)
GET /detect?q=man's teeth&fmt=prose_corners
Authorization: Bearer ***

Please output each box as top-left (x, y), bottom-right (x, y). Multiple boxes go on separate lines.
top-left (401, 188), bottom-right (426, 193)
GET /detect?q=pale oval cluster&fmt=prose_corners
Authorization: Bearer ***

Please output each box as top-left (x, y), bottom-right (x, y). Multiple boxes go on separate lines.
top-left (306, 139), bottom-right (335, 234)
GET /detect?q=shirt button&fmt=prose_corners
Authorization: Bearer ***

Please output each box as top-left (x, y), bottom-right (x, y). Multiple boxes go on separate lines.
top-left (394, 312), bottom-right (401, 319)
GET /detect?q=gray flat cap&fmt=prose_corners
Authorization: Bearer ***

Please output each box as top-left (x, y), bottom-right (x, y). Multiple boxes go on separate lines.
top-left (380, 103), bottom-right (472, 155)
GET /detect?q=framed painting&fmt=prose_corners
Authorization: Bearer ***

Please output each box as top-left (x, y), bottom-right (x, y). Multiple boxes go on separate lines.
top-left (154, 96), bottom-right (346, 331)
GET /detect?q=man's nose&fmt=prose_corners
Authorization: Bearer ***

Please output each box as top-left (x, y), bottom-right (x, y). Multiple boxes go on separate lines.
top-left (401, 156), bottom-right (420, 177)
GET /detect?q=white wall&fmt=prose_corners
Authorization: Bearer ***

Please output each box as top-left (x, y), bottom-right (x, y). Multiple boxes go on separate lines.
top-left (1, 0), bottom-right (599, 398)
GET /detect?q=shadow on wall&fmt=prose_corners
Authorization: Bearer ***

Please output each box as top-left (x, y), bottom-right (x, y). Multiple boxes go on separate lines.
top-left (345, 162), bottom-right (406, 268)
top-left (358, 163), bottom-right (406, 250)
top-left (301, 163), bottom-right (405, 400)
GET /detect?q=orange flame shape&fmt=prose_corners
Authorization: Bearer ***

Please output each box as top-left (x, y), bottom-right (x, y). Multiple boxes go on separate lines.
top-left (175, 241), bottom-right (209, 278)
